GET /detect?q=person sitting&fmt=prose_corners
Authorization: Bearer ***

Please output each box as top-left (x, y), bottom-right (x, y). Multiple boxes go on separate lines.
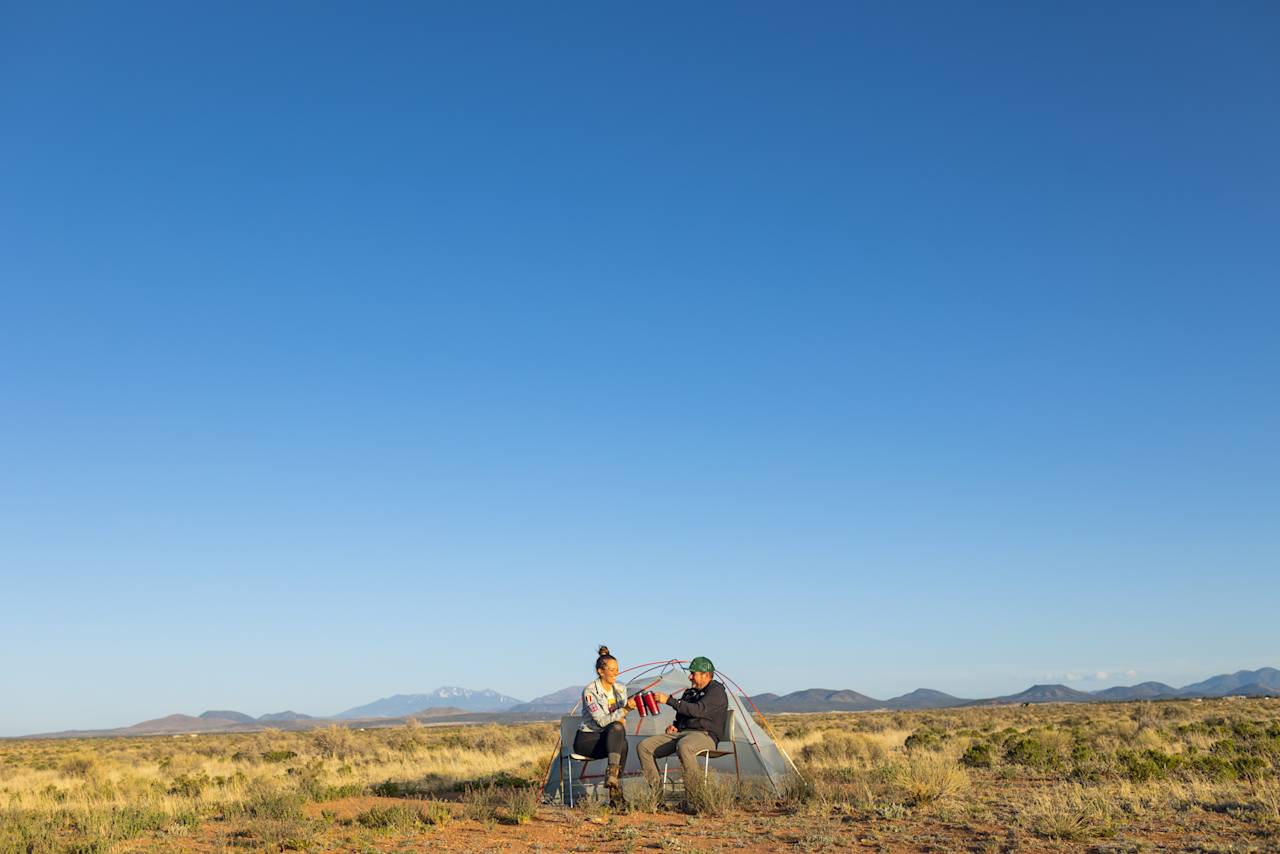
top-left (574, 645), bottom-right (636, 805)
top-left (636, 656), bottom-right (728, 792)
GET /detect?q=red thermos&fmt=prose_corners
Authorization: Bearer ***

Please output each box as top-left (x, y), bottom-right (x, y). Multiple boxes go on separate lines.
top-left (633, 694), bottom-right (646, 717)
top-left (644, 692), bottom-right (660, 716)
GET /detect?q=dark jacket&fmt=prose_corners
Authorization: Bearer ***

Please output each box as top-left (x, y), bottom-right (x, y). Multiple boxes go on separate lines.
top-left (667, 679), bottom-right (728, 743)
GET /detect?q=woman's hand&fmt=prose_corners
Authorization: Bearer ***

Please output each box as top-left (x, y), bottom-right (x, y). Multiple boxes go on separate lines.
top-left (625, 697), bottom-right (637, 711)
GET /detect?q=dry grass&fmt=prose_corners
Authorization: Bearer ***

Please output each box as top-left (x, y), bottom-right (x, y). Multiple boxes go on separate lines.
top-left (3, 698), bottom-right (1279, 851)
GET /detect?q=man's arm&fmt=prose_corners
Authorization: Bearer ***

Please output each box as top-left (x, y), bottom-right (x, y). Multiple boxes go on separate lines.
top-left (666, 682), bottom-right (727, 719)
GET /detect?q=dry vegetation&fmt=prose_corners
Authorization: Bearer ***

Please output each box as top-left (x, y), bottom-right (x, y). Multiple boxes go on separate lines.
top-left (3, 698), bottom-right (1279, 852)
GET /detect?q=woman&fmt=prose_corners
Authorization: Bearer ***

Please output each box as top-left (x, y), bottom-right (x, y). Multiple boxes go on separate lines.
top-left (575, 645), bottom-right (636, 805)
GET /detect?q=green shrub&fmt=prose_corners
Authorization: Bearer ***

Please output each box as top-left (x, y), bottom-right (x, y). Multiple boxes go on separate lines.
top-left (462, 784), bottom-right (498, 822)
top-left (241, 785), bottom-right (305, 820)
top-left (261, 750), bottom-right (297, 763)
top-left (1187, 753), bottom-right (1238, 781)
top-left (167, 773), bottom-right (212, 798)
top-left (903, 729), bottom-right (941, 752)
top-left (684, 773), bottom-right (737, 816)
top-left (501, 786), bottom-right (538, 824)
top-left (960, 742), bottom-right (993, 769)
top-left (1005, 738), bottom-right (1053, 769)
top-left (355, 804), bottom-right (422, 830)
top-left (1234, 755), bottom-right (1268, 780)
top-left (1117, 749), bottom-right (1181, 782)
top-left (419, 800), bottom-right (452, 827)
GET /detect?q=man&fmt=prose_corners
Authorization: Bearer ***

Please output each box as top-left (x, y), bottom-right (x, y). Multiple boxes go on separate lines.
top-left (637, 656), bottom-right (728, 792)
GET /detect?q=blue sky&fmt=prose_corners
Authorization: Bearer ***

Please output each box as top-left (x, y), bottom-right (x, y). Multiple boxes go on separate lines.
top-left (2, 2), bottom-right (1277, 736)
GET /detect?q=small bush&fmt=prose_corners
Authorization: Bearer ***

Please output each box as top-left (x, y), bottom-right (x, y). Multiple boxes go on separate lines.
top-left (626, 780), bottom-right (662, 813)
top-left (167, 772), bottom-right (212, 798)
top-left (684, 772), bottom-right (737, 816)
top-left (889, 754), bottom-right (969, 806)
top-left (1021, 784), bottom-right (1117, 841)
top-left (241, 784), bottom-right (305, 820)
top-left (419, 800), bottom-right (452, 827)
top-left (1004, 737), bottom-right (1054, 769)
top-left (59, 756), bottom-right (98, 778)
top-left (311, 725), bottom-right (357, 760)
top-left (960, 742), bottom-right (993, 768)
top-left (903, 728), bottom-right (942, 752)
top-left (355, 804), bottom-right (420, 830)
top-left (261, 750), bottom-right (297, 763)
top-left (463, 783), bottom-right (499, 822)
top-left (501, 786), bottom-right (538, 824)
top-left (1117, 749), bottom-right (1180, 782)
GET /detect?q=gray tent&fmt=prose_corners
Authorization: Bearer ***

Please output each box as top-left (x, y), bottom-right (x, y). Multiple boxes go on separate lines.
top-left (541, 659), bottom-right (799, 804)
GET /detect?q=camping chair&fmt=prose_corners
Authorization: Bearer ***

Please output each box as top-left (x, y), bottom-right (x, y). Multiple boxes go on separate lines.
top-left (557, 716), bottom-right (601, 808)
top-left (694, 709), bottom-right (740, 782)
top-left (660, 710), bottom-right (740, 791)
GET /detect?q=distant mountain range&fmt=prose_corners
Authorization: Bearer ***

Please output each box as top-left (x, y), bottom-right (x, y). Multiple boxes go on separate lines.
top-left (509, 686), bottom-right (582, 714)
top-left (747, 667), bottom-right (1280, 712)
top-left (10, 668), bottom-right (1278, 739)
top-left (335, 687), bottom-right (523, 718)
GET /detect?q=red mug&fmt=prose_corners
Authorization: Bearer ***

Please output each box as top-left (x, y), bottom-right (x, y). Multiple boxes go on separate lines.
top-left (644, 692), bottom-right (660, 715)
top-left (633, 693), bottom-right (646, 717)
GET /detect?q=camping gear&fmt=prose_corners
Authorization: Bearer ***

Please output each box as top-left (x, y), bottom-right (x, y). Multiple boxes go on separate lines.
top-left (644, 692), bottom-right (660, 715)
top-left (544, 659), bottom-right (800, 805)
top-left (634, 692), bottom-right (647, 717)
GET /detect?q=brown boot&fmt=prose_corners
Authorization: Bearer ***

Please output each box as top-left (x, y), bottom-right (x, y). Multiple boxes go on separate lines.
top-left (605, 764), bottom-right (624, 806)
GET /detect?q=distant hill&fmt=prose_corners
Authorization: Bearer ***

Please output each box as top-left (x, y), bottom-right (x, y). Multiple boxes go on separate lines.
top-left (885, 689), bottom-right (969, 709)
top-left (509, 686), bottom-right (581, 714)
top-left (1210, 682), bottom-right (1280, 698)
top-left (970, 684), bottom-right (1096, 706)
top-left (199, 710), bottom-right (256, 724)
top-left (16, 665), bottom-right (1280, 739)
top-left (258, 711), bottom-right (320, 722)
top-left (1090, 682), bottom-right (1178, 701)
top-left (751, 689), bottom-right (882, 713)
top-left (1179, 668), bottom-right (1280, 697)
top-left (336, 687), bottom-right (524, 718)
top-left (123, 714), bottom-right (242, 734)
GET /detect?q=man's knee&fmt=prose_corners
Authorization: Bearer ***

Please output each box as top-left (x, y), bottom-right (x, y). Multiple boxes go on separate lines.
top-left (677, 733), bottom-right (714, 762)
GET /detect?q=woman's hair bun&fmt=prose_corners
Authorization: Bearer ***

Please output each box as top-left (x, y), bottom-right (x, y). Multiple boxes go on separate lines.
top-left (597, 645), bottom-right (611, 657)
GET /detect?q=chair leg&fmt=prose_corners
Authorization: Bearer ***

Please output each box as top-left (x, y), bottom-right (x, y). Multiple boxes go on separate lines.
top-left (564, 755), bottom-right (573, 808)
top-left (703, 752), bottom-right (710, 781)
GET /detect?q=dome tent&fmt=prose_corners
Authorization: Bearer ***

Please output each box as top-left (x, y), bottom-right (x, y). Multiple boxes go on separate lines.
top-left (541, 659), bottom-right (800, 804)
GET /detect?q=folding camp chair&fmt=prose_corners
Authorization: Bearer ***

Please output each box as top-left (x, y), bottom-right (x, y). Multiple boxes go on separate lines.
top-left (557, 716), bottom-right (601, 807)
top-left (694, 709), bottom-right (740, 781)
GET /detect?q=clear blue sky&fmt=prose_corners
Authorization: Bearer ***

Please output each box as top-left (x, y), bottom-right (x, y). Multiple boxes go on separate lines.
top-left (3, 2), bottom-right (1277, 736)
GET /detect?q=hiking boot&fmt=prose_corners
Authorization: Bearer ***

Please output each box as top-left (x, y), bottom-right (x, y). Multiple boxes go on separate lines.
top-left (605, 764), bottom-right (624, 806)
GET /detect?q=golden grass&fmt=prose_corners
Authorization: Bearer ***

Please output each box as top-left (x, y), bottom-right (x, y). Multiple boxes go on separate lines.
top-left (3, 697), bottom-right (1278, 851)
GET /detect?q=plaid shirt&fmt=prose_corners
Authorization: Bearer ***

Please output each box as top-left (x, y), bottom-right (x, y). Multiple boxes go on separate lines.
top-left (579, 678), bottom-right (629, 732)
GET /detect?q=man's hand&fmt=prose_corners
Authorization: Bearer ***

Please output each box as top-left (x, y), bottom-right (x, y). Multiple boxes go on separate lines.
top-left (654, 692), bottom-right (669, 704)
top-left (665, 724), bottom-right (678, 735)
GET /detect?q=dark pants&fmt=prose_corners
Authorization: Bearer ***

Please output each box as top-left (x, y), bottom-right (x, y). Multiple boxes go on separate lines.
top-left (573, 721), bottom-right (629, 768)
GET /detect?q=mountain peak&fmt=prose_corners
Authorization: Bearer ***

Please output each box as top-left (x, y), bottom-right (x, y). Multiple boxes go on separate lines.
top-left (336, 688), bottom-right (524, 718)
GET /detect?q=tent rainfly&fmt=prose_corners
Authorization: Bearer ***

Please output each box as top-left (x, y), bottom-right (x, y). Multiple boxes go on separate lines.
top-left (541, 659), bottom-right (800, 804)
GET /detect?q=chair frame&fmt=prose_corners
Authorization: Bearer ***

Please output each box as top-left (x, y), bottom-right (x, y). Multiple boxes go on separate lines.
top-left (694, 708), bottom-right (740, 782)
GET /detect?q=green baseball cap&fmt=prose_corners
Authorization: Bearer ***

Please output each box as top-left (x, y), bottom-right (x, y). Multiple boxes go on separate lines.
top-left (689, 656), bottom-right (715, 673)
